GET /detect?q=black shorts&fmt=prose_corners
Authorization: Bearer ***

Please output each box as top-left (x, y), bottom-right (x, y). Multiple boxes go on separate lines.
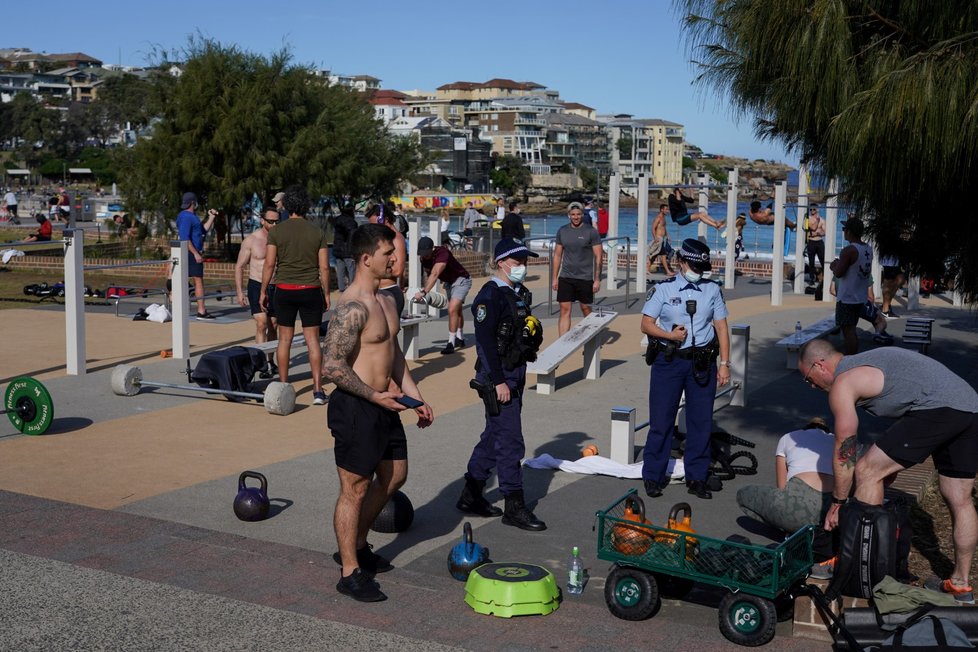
top-left (187, 257), bottom-right (204, 278)
top-left (882, 266), bottom-right (902, 281)
top-left (273, 287), bottom-right (323, 328)
top-left (673, 214), bottom-right (692, 226)
top-left (876, 408), bottom-right (978, 478)
top-left (835, 302), bottom-right (861, 327)
top-left (557, 277), bottom-right (594, 304)
top-left (247, 279), bottom-right (275, 317)
top-left (327, 389), bottom-right (408, 477)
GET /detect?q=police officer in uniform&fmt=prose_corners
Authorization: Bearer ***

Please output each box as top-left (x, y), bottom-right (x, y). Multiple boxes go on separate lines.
top-left (456, 238), bottom-right (546, 531)
top-left (641, 239), bottom-right (731, 500)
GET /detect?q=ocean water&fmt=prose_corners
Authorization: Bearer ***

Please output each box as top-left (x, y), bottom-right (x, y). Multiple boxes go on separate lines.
top-left (438, 202), bottom-right (847, 261)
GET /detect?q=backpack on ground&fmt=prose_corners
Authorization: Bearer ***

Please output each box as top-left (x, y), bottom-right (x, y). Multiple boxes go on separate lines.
top-left (829, 499), bottom-right (899, 600)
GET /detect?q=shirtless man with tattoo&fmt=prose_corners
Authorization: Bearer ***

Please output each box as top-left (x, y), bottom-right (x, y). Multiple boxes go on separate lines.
top-left (322, 223), bottom-right (434, 602)
top-left (799, 339), bottom-right (978, 603)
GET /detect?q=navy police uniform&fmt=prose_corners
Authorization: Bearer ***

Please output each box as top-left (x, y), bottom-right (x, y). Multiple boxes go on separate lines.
top-left (467, 277), bottom-right (535, 494)
top-left (642, 248), bottom-right (728, 495)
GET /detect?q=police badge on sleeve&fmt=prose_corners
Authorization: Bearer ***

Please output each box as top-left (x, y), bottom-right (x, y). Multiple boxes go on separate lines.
top-left (476, 304), bottom-right (487, 322)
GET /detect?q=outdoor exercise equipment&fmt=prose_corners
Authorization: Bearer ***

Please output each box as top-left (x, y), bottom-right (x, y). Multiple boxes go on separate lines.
top-left (448, 522), bottom-right (490, 581)
top-left (464, 562), bottom-right (560, 617)
top-left (109, 364), bottom-right (296, 416)
top-left (3, 376), bottom-right (54, 435)
top-left (233, 471), bottom-right (270, 522)
top-left (370, 490), bottom-right (414, 533)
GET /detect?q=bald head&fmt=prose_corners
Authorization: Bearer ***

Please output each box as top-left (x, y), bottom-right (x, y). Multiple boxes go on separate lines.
top-left (800, 339), bottom-right (838, 366)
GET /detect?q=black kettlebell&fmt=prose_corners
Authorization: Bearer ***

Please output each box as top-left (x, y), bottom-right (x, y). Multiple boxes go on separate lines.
top-left (233, 471), bottom-right (270, 522)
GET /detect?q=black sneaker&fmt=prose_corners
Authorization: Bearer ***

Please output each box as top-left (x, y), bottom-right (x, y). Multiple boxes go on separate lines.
top-left (440, 342), bottom-right (455, 355)
top-left (336, 568), bottom-right (387, 602)
top-left (196, 311), bottom-right (217, 320)
top-left (455, 336), bottom-right (465, 348)
top-left (332, 545), bottom-right (393, 574)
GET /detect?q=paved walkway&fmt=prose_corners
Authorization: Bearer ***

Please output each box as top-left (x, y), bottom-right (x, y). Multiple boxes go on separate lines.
top-left (1, 268), bottom-right (975, 650)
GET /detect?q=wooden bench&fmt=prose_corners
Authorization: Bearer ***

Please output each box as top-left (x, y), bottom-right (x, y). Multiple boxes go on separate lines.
top-left (527, 310), bottom-right (618, 395)
top-left (903, 317), bottom-right (934, 354)
top-left (775, 316), bottom-right (837, 369)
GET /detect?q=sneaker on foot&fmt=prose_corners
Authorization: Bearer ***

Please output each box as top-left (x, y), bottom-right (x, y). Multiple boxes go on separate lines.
top-left (455, 336), bottom-right (465, 348)
top-left (313, 391), bottom-right (328, 405)
top-left (195, 311), bottom-right (217, 320)
top-left (332, 545), bottom-right (393, 574)
top-left (924, 577), bottom-right (975, 604)
top-left (882, 309), bottom-right (899, 320)
top-left (336, 568), bottom-right (387, 602)
top-left (440, 342), bottom-right (455, 355)
top-left (809, 557), bottom-right (836, 580)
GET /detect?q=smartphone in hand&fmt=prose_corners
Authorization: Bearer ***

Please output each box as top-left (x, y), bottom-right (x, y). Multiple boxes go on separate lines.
top-left (396, 395), bottom-right (424, 409)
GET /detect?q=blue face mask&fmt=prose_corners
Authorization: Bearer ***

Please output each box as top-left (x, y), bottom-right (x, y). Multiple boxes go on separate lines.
top-left (506, 263), bottom-right (527, 284)
top-left (683, 269), bottom-right (702, 283)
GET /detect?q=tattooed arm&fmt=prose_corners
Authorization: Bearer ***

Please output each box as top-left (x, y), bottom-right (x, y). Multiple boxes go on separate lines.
top-left (823, 371), bottom-right (864, 530)
top-left (322, 301), bottom-right (403, 411)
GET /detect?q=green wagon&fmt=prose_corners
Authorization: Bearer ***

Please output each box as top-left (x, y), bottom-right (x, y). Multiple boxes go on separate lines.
top-left (596, 489), bottom-right (814, 647)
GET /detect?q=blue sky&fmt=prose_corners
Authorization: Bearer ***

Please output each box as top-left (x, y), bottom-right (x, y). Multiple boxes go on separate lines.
top-left (8, 0), bottom-right (793, 164)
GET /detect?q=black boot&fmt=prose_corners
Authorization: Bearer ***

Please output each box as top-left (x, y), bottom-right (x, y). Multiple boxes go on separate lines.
top-left (501, 490), bottom-right (547, 531)
top-left (456, 475), bottom-right (503, 517)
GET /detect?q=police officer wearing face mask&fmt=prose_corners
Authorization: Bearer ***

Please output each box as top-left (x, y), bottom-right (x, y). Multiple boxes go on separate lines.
top-left (456, 238), bottom-right (547, 531)
top-left (641, 239), bottom-right (731, 500)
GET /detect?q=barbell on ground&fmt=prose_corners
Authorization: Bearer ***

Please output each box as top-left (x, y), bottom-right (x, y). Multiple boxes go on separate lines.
top-left (3, 376), bottom-right (54, 435)
top-left (110, 364), bottom-right (296, 416)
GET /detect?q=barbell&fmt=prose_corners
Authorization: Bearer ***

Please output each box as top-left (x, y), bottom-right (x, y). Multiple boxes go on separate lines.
top-left (110, 364), bottom-right (296, 416)
top-left (3, 376), bottom-right (54, 435)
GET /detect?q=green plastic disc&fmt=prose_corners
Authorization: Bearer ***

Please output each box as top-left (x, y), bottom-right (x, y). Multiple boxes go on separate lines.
top-left (5, 376), bottom-right (54, 435)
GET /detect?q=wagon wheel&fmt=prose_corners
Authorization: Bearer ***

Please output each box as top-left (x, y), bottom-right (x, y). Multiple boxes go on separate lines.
top-left (604, 565), bottom-right (659, 621)
top-left (717, 591), bottom-right (777, 647)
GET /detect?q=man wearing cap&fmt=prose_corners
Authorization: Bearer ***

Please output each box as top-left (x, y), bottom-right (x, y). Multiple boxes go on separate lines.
top-left (456, 237), bottom-right (546, 531)
top-left (552, 202), bottom-right (603, 336)
top-left (413, 235), bottom-right (472, 354)
top-left (831, 217), bottom-right (873, 355)
top-left (640, 238), bottom-right (730, 500)
top-left (585, 199), bottom-right (598, 232)
top-left (176, 192), bottom-right (218, 319)
top-left (272, 191), bottom-right (286, 221)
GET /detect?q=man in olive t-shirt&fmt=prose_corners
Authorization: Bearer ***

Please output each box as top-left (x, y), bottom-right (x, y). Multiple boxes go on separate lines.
top-left (261, 185), bottom-right (331, 405)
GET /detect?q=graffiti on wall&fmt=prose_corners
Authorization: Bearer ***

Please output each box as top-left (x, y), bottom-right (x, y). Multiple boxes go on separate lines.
top-left (391, 195), bottom-right (496, 211)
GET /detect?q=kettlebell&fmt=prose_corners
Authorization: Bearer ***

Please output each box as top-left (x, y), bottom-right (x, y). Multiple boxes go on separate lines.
top-left (656, 502), bottom-right (699, 559)
top-left (233, 471), bottom-right (270, 522)
top-left (611, 496), bottom-right (653, 556)
top-left (447, 522), bottom-right (490, 581)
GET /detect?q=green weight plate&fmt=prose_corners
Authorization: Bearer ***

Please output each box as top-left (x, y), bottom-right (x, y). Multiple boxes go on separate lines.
top-left (5, 376), bottom-right (54, 435)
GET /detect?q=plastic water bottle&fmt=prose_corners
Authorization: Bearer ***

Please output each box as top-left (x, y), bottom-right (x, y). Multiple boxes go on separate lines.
top-left (795, 321), bottom-right (802, 343)
top-left (567, 546), bottom-right (584, 595)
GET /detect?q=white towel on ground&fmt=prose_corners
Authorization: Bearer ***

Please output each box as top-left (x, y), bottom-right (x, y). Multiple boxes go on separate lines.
top-left (523, 453), bottom-right (684, 481)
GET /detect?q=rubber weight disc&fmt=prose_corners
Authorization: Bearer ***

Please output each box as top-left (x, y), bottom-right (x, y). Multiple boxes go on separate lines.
top-left (5, 376), bottom-right (54, 435)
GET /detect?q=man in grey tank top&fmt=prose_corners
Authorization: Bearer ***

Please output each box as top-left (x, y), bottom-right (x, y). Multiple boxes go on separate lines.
top-left (799, 339), bottom-right (978, 603)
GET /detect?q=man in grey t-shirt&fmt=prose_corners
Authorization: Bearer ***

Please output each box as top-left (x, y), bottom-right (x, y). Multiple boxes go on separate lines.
top-left (799, 339), bottom-right (978, 602)
top-left (551, 202), bottom-right (603, 336)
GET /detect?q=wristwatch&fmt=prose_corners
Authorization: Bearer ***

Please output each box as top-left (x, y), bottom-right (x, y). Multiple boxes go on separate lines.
top-left (718, 360), bottom-right (732, 368)
top-left (830, 496), bottom-right (847, 505)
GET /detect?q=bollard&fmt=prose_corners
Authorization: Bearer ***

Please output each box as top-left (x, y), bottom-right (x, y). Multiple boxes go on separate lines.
top-left (610, 406), bottom-right (637, 465)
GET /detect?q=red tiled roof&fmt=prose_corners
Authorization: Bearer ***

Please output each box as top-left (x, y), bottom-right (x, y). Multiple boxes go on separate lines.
top-left (438, 79), bottom-right (545, 91)
top-left (560, 101), bottom-right (594, 111)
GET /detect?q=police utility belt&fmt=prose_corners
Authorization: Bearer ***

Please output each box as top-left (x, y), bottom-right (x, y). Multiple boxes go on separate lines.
top-left (645, 337), bottom-right (719, 368)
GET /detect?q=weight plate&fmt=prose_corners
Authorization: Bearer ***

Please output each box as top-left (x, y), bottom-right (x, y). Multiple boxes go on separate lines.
top-left (4, 376), bottom-right (54, 435)
top-left (110, 365), bottom-right (142, 396)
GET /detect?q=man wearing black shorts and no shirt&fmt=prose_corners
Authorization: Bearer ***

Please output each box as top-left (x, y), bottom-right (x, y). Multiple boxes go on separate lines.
top-left (552, 202), bottom-right (603, 336)
top-left (800, 339), bottom-right (978, 603)
top-left (261, 185), bottom-right (331, 405)
top-left (235, 206), bottom-right (278, 345)
top-left (323, 224), bottom-right (433, 602)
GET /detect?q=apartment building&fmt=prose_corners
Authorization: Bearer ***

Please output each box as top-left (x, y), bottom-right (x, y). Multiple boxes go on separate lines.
top-left (542, 112), bottom-right (611, 176)
top-left (465, 95), bottom-right (563, 174)
top-left (599, 115), bottom-right (685, 187)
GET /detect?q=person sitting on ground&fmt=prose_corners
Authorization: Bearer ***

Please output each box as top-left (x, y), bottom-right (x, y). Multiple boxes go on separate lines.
top-left (749, 199), bottom-right (796, 229)
top-left (736, 417), bottom-right (837, 536)
top-left (667, 188), bottom-right (724, 229)
top-left (23, 213), bottom-right (53, 242)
